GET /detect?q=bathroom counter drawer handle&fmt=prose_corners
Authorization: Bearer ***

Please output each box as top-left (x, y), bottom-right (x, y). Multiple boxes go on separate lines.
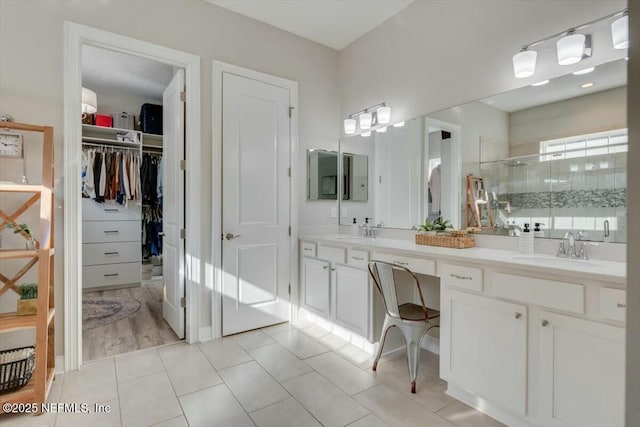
top-left (451, 274), bottom-right (472, 280)
top-left (104, 230), bottom-right (119, 234)
top-left (394, 261), bottom-right (409, 266)
top-left (104, 273), bottom-right (119, 277)
top-left (304, 248), bottom-right (313, 251)
top-left (104, 209), bottom-right (119, 212)
top-left (104, 252), bottom-right (119, 255)
top-left (617, 303), bottom-right (626, 308)
top-left (352, 256), bottom-right (364, 261)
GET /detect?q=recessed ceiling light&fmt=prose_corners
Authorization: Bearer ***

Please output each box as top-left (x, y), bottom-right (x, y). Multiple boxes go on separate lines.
top-left (531, 80), bottom-right (549, 87)
top-left (581, 82), bottom-right (595, 89)
top-left (573, 67), bottom-right (595, 75)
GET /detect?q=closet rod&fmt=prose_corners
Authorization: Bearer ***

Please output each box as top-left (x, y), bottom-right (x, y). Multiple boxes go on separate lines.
top-left (82, 142), bottom-right (140, 151)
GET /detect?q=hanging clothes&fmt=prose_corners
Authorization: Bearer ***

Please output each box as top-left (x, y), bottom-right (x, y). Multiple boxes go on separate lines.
top-left (81, 147), bottom-right (141, 205)
top-left (142, 204), bottom-right (163, 259)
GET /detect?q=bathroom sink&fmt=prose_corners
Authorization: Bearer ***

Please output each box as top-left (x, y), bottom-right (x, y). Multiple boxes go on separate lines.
top-left (512, 255), bottom-right (603, 269)
top-left (333, 235), bottom-right (375, 241)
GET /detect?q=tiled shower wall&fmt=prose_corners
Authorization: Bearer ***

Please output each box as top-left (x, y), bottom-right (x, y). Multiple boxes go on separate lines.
top-left (481, 151), bottom-right (627, 242)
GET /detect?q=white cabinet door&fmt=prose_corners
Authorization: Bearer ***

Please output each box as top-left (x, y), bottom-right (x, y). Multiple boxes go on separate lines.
top-left (333, 264), bottom-right (369, 337)
top-left (302, 257), bottom-right (331, 317)
top-left (538, 311), bottom-right (624, 427)
top-left (441, 289), bottom-right (528, 416)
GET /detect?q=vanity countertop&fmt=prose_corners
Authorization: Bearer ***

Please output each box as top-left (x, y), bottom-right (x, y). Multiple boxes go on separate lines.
top-left (300, 235), bottom-right (627, 285)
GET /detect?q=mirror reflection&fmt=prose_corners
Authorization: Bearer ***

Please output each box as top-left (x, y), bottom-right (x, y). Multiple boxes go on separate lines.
top-left (307, 149), bottom-right (340, 200)
top-left (337, 57), bottom-right (626, 242)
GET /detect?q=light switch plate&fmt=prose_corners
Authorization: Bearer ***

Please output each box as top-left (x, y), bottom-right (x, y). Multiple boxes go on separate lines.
top-left (330, 207), bottom-right (337, 218)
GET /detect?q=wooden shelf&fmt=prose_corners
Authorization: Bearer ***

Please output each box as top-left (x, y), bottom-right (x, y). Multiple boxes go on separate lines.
top-left (0, 184), bottom-right (46, 193)
top-left (0, 248), bottom-right (54, 260)
top-left (0, 381), bottom-right (35, 410)
top-left (0, 309), bottom-right (54, 333)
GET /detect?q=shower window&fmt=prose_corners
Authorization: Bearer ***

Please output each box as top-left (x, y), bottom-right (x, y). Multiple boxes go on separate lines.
top-left (540, 128), bottom-right (628, 161)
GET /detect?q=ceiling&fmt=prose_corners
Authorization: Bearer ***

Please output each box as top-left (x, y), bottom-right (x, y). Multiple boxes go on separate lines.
top-left (82, 45), bottom-right (174, 99)
top-left (205, 0), bottom-right (415, 50)
top-left (481, 58), bottom-right (627, 113)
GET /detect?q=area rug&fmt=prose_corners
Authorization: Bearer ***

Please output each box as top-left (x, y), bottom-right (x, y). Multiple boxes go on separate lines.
top-left (83, 296), bottom-right (141, 330)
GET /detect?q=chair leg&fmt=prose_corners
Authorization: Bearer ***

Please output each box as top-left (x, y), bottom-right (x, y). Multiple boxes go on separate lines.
top-left (372, 317), bottom-right (393, 371)
top-left (402, 324), bottom-right (428, 394)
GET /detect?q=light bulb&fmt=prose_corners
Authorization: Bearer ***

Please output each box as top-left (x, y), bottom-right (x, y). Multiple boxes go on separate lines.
top-left (359, 112), bottom-right (372, 130)
top-left (376, 127), bottom-right (387, 133)
top-left (512, 49), bottom-right (537, 78)
top-left (376, 106), bottom-right (391, 124)
top-left (344, 118), bottom-right (356, 134)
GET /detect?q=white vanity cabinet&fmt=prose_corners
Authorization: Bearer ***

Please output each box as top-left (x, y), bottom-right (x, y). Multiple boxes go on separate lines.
top-left (538, 311), bottom-right (625, 427)
top-left (441, 289), bottom-right (528, 416)
top-left (300, 242), bottom-right (372, 340)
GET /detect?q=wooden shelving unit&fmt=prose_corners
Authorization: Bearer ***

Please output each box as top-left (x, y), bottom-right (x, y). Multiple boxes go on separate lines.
top-left (0, 121), bottom-right (55, 413)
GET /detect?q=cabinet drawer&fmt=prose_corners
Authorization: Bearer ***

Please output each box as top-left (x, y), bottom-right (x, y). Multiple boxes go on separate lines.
top-left (372, 252), bottom-right (435, 276)
top-left (493, 272), bottom-right (584, 314)
top-left (347, 249), bottom-right (369, 268)
top-left (317, 246), bottom-right (346, 264)
top-left (440, 263), bottom-right (483, 292)
top-left (600, 288), bottom-right (626, 322)
top-left (82, 199), bottom-right (140, 221)
top-left (301, 241), bottom-right (317, 257)
top-left (83, 263), bottom-right (140, 289)
top-left (82, 242), bottom-right (141, 266)
top-left (83, 220), bottom-right (140, 243)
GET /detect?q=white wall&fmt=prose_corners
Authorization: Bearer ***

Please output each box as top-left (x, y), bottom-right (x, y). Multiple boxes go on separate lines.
top-left (339, 0), bottom-right (626, 127)
top-left (626, 1), bottom-right (639, 424)
top-left (509, 86), bottom-right (627, 156)
top-left (0, 0), bottom-right (340, 355)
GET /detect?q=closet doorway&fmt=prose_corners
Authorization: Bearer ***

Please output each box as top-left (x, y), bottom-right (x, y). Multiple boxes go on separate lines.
top-left (79, 46), bottom-right (184, 362)
top-left (64, 22), bottom-right (201, 370)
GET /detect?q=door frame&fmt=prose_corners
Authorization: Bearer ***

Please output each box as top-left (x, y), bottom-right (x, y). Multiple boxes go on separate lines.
top-left (211, 61), bottom-right (299, 338)
top-left (63, 22), bottom-right (202, 371)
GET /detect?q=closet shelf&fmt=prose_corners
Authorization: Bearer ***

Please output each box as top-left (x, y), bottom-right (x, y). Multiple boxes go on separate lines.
top-left (0, 308), bottom-right (55, 333)
top-left (82, 136), bottom-right (141, 148)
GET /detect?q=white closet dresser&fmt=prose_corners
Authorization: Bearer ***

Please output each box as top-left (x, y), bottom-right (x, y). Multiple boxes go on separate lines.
top-left (82, 199), bottom-right (141, 290)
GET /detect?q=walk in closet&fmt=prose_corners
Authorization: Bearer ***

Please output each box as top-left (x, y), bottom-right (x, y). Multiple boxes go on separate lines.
top-left (80, 45), bottom-right (182, 361)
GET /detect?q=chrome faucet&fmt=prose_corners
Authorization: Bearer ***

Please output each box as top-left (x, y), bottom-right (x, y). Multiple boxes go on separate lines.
top-left (557, 231), bottom-right (596, 260)
top-left (360, 217), bottom-right (376, 238)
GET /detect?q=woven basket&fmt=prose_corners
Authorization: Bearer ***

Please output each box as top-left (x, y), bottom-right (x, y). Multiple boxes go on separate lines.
top-left (415, 232), bottom-right (475, 249)
top-left (0, 346), bottom-right (35, 393)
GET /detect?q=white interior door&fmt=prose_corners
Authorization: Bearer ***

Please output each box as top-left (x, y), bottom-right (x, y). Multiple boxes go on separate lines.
top-left (222, 72), bottom-right (291, 336)
top-left (162, 69), bottom-right (185, 339)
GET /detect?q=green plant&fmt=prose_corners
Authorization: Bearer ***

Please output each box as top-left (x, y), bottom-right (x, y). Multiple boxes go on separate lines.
top-left (7, 223), bottom-right (32, 238)
top-left (18, 283), bottom-right (38, 300)
top-left (434, 217), bottom-right (453, 231)
top-left (418, 218), bottom-right (438, 232)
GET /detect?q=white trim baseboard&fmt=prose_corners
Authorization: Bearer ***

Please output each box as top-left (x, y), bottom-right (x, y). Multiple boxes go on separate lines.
top-left (63, 22), bottom-right (202, 371)
top-left (199, 326), bottom-right (213, 342)
top-left (211, 61), bottom-right (299, 339)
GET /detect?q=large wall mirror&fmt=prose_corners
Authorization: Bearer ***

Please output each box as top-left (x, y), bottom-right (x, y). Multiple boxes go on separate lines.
top-left (338, 56), bottom-right (627, 243)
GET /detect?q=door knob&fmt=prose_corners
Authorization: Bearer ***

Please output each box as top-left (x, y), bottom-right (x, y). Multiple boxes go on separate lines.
top-left (541, 319), bottom-right (549, 327)
top-left (225, 233), bottom-right (242, 241)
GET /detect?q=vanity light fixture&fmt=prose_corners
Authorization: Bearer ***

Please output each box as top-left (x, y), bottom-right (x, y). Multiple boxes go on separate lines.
top-left (344, 102), bottom-right (391, 134)
top-left (557, 32), bottom-right (591, 65)
top-left (513, 48), bottom-right (537, 78)
top-left (572, 67), bottom-right (595, 75)
top-left (511, 8), bottom-right (624, 78)
top-left (362, 131), bottom-right (371, 137)
top-left (393, 121), bottom-right (405, 128)
top-left (611, 13), bottom-right (629, 49)
top-left (531, 80), bottom-right (549, 87)
top-left (581, 82), bottom-right (595, 88)
top-left (376, 126), bottom-right (387, 133)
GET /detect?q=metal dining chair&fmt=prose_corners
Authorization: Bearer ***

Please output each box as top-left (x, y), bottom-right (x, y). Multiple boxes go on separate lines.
top-left (368, 260), bottom-right (440, 393)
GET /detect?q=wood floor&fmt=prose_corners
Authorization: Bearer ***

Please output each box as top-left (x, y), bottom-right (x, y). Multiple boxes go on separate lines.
top-left (82, 278), bottom-right (180, 362)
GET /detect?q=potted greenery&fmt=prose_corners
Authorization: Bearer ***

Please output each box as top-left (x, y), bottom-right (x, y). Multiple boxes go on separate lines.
top-left (418, 217), bottom-right (453, 235)
top-left (7, 223), bottom-right (37, 250)
top-left (17, 283), bottom-right (38, 316)
top-left (433, 217), bottom-right (453, 232)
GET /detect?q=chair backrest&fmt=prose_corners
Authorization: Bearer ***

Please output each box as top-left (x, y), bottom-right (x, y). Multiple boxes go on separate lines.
top-left (368, 260), bottom-right (429, 320)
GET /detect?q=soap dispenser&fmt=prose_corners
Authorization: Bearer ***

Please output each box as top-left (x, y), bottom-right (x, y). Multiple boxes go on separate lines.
top-left (351, 218), bottom-right (359, 235)
top-left (534, 222), bottom-right (545, 238)
top-left (519, 223), bottom-right (534, 254)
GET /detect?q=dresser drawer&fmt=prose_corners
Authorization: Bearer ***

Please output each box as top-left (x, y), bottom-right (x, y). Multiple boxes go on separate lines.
top-left (372, 252), bottom-right (435, 276)
top-left (301, 241), bottom-right (317, 257)
top-left (317, 245), bottom-right (346, 264)
top-left (440, 262), bottom-right (483, 292)
top-left (347, 249), bottom-right (369, 268)
top-left (600, 288), bottom-right (626, 322)
top-left (82, 242), bottom-right (141, 266)
top-left (83, 220), bottom-right (140, 243)
top-left (83, 263), bottom-right (141, 289)
top-left (82, 199), bottom-right (140, 221)
top-left (493, 272), bottom-right (584, 314)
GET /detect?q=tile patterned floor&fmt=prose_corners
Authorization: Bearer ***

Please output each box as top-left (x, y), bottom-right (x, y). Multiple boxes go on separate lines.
top-left (0, 321), bottom-right (506, 427)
